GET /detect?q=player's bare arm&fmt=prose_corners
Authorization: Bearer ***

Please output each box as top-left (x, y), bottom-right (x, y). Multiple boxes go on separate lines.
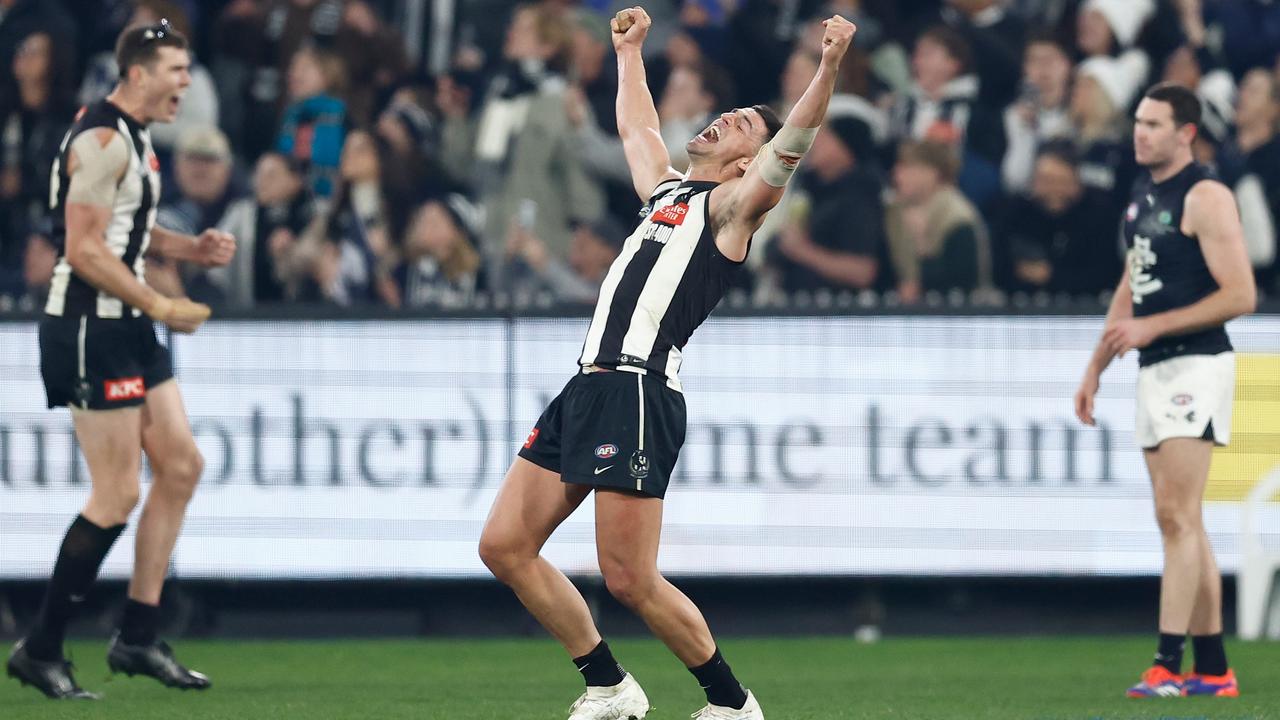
top-left (709, 15), bottom-right (855, 262)
top-left (1102, 180), bottom-right (1256, 357)
top-left (148, 225), bottom-right (237, 267)
top-left (1075, 269), bottom-right (1134, 426)
top-left (64, 128), bottom-right (211, 333)
top-left (612, 7), bottom-right (681, 200)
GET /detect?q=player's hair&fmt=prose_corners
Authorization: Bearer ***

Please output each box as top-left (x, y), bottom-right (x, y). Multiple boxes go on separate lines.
top-left (116, 19), bottom-right (188, 79)
top-left (917, 25), bottom-right (972, 75)
top-left (1143, 82), bottom-right (1202, 129)
top-left (752, 104), bottom-right (782, 142)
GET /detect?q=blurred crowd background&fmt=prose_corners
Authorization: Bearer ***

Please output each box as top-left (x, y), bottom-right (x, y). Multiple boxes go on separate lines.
top-left (1, 0), bottom-right (1279, 313)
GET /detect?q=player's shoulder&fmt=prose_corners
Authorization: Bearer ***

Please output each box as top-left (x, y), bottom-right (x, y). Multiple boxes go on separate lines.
top-left (1185, 176), bottom-right (1233, 208)
top-left (68, 125), bottom-right (130, 177)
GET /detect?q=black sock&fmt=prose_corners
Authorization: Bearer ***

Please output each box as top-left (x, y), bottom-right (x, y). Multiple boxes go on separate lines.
top-left (25, 515), bottom-right (126, 661)
top-left (1191, 633), bottom-right (1229, 676)
top-left (119, 599), bottom-right (161, 646)
top-left (572, 640), bottom-right (626, 688)
top-left (1154, 632), bottom-right (1185, 674)
top-left (690, 648), bottom-right (748, 710)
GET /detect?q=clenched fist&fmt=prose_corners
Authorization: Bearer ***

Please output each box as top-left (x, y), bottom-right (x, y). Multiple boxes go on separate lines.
top-left (820, 15), bottom-right (857, 65)
top-left (611, 6), bottom-right (651, 52)
top-left (145, 295), bottom-right (212, 334)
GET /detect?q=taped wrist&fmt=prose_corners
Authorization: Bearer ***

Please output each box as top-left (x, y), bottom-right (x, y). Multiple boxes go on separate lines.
top-left (755, 124), bottom-right (818, 187)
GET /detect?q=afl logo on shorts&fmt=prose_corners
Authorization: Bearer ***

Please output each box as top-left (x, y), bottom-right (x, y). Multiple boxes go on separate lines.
top-left (1171, 393), bottom-right (1193, 406)
top-left (1125, 202), bottom-right (1139, 222)
top-left (595, 443), bottom-right (619, 459)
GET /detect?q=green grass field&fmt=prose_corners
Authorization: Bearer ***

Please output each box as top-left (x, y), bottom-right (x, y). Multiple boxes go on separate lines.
top-left (1, 636), bottom-right (1276, 719)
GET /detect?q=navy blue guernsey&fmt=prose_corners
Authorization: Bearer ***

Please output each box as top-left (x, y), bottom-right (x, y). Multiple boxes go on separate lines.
top-left (1122, 161), bottom-right (1232, 367)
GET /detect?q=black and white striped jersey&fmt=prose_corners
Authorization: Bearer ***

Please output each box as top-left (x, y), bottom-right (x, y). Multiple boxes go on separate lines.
top-left (45, 100), bottom-right (161, 319)
top-left (578, 178), bottom-right (746, 391)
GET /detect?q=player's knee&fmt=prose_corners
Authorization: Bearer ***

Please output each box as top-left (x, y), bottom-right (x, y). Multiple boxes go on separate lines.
top-left (601, 561), bottom-right (657, 609)
top-left (156, 448), bottom-right (204, 500)
top-left (478, 532), bottom-right (524, 581)
top-left (1154, 502), bottom-right (1201, 539)
top-left (90, 480), bottom-right (141, 524)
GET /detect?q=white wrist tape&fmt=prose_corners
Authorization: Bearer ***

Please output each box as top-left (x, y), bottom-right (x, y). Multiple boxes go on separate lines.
top-left (755, 123), bottom-right (818, 187)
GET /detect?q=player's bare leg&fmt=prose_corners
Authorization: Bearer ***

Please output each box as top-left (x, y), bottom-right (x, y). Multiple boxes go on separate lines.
top-left (1174, 442), bottom-right (1236, 695)
top-left (1146, 438), bottom-right (1213, 638)
top-left (7, 407), bottom-right (142, 699)
top-left (1127, 437), bottom-right (1223, 697)
top-left (107, 380), bottom-right (210, 690)
top-left (480, 458), bottom-right (600, 655)
top-left (596, 489), bottom-right (761, 717)
top-left (481, 460), bottom-right (652, 719)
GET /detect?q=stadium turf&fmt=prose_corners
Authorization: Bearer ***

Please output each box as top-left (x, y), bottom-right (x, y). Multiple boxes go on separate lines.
top-left (1, 636), bottom-right (1275, 719)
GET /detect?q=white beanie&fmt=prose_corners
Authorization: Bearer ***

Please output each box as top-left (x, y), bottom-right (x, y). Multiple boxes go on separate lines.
top-left (1077, 50), bottom-right (1150, 111)
top-left (1083, 0), bottom-right (1156, 48)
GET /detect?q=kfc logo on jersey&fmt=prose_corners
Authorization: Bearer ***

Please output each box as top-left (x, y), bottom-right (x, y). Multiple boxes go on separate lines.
top-left (650, 202), bottom-right (690, 227)
top-left (1125, 202), bottom-right (1139, 222)
top-left (105, 376), bottom-right (145, 401)
top-left (148, 153), bottom-right (160, 172)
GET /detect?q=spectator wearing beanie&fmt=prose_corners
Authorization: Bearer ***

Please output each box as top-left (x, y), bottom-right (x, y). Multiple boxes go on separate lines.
top-left (1070, 54), bottom-right (1144, 209)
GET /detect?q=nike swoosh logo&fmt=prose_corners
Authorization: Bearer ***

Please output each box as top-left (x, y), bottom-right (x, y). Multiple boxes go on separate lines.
top-left (577, 663), bottom-right (591, 671)
top-left (594, 466), bottom-right (613, 475)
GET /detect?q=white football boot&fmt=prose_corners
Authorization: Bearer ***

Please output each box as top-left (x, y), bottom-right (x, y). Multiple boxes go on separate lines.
top-left (567, 672), bottom-right (650, 720)
top-left (690, 690), bottom-right (764, 719)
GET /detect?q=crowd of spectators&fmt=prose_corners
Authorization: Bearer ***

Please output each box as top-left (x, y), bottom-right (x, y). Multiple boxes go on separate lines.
top-left (2, 0), bottom-right (1279, 312)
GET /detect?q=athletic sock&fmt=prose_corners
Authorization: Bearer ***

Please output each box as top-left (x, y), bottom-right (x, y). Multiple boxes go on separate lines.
top-left (1191, 633), bottom-right (1229, 676)
top-left (119, 599), bottom-right (161, 646)
top-left (25, 515), bottom-right (126, 661)
top-left (1154, 632), bottom-right (1185, 675)
top-left (689, 648), bottom-right (748, 710)
top-left (573, 640), bottom-right (626, 687)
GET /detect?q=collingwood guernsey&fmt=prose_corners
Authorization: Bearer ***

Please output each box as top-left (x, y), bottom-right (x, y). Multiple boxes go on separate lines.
top-left (578, 178), bottom-right (744, 390)
top-left (46, 100), bottom-right (161, 319)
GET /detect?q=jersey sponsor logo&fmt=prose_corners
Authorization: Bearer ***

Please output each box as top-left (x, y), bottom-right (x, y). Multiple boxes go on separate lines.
top-left (1171, 393), bottom-right (1193, 406)
top-left (595, 443), bottom-right (619, 459)
top-left (1127, 235), bottom-right (1163, 304)
top-left (650, 202), bottom-right (690, 227)
top-left (523, 427), bottom-right (540, 449)
top-left (147, 153), bottom-right (160, 172)
top-left (104, 376), bottom-right (145, 401)
top-left (1125, 202), bottom-right (1139, 221)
